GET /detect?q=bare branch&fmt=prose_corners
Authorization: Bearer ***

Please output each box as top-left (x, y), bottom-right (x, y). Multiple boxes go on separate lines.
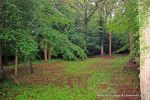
top-left (87, 7), bottom-right (98, 20)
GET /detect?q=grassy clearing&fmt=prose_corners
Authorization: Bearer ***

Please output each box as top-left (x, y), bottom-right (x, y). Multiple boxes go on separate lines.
top-left (0, 55), bottom-right (139, 100)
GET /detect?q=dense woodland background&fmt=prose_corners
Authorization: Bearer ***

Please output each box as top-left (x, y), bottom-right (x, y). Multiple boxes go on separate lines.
top-left (0, 0), bottom-right (139, 65)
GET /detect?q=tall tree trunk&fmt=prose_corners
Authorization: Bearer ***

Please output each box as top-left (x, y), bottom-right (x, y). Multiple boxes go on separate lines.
top-left (84, 0), bottom-right (88, 34)
top-left (48, 51), bottom-right (51, 59)
top-left (101, 44), bottom-right (104, 56)
top-left (109, 32), bottom-right (112, 56)
top-left (48, 45), bottom-right (51, 59)
top-left (140, 17), bottom-right (150, 100)
top-left (29, 59), bottom-right (33, 73)
top-left (0, 42), bottom-right (4, 81)
top-left (44, 48), bottom-right (48, 61)
top-left (99, 26), bottom-right (104, 56)
top-left (129, 32), bottom-right (134, 55)
top-left (84, 19), bottom-right (88, 34)
top-left (15, 49), bottom-right (18, 77)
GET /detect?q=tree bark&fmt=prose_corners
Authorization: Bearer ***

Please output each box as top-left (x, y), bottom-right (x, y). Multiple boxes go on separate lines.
top-left (101, 44), bottom-right (104, 56)
top-left (48, 51), bottom-right (51, 59)
top-left (84, 0), bottom-right (88, 34)
top-left (140, 17), bottom-right (150, 100)
top-left (15, 49), bottom-right (18, 77)
top-left (48, 45), bottom-right (51, 59)
top-left (0, 42), bottom-right (4, 81)
top-left (29, 59), bottom-right (33, 73)
top-left (109, 32), bottom-right (112, 56)
top-left (44, 48), bottom-right (48, 61)
top-left (129, 32), bottom-right (134, 54)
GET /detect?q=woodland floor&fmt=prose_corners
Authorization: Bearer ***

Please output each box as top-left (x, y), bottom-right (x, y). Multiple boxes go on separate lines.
top-left (0, 55), bottom-right (140, 100)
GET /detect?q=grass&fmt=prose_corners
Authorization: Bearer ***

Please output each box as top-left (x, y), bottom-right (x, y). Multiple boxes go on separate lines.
top-left (64, 58), bottom-right (102, 74)
top-left (0, 55), bottom-right (139, 100)
top-left (0, 81), bottom-right (96, 100)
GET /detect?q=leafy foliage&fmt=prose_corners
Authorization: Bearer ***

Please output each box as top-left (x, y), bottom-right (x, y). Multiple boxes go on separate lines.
top-left (1, 0), bottom-right (140, 62)
top-left (106, 0), bottom-right (140, 58)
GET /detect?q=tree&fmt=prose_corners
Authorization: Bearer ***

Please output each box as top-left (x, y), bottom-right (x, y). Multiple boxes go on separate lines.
top-left (0, 2), bottom-right (4, 81)
top-left (139, 0), bottom-right (150, 99)
top-left (0, 42), bottom-right (4, 80)
top-left (32, 0), bottom-right (87, 60)
top-left (69, 0), bottom-right (98, 33)
top-left (98, 16), bottom-right (106, 55)
top-left (96, 0), bottom-right (116, 56)
top-left (106, 0), bottom-right (139, 59)
top-left (109, 32), bottom-right (112, 56)
top-left (0, 0), bottom-right (37, 77)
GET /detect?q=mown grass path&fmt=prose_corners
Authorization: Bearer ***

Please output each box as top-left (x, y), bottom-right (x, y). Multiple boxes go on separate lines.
top-left (0, 55), bottom-right (140, 100)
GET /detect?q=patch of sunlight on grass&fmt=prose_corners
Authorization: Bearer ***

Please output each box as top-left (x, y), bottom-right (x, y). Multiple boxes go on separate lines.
top-left (88, 71), bottom-right (112, 89)
top-left (64, 58), bottom-right (102, 74)
top-left (111, 56), bottom-right (128, 66)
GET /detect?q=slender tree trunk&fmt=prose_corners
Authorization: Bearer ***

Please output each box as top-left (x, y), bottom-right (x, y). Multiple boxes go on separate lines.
top-left (129, 32), bottom-right (134, 54)
top-left (109, 32), bottom-right (112, 56)
top-left (29, 59), bottom-right (33, 73)
top-left (44, 48), bottom-right (48, 61)
top-left (0, 42), bottom-right (4, 81)
top-left (48, 51), bottom-right (51, 59)
top-left (84, 0), bottom-right (88, 34)
top-left (15, 49), bottom-right (18, 77)
top-left (48, 45), bottom-right (51, 59)
top-left (99, 26), bottom-right (104, 56)
top-left (140, 17), bottom-right (150, 100)
top-left (101, 44), bottom-right (104, 56)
